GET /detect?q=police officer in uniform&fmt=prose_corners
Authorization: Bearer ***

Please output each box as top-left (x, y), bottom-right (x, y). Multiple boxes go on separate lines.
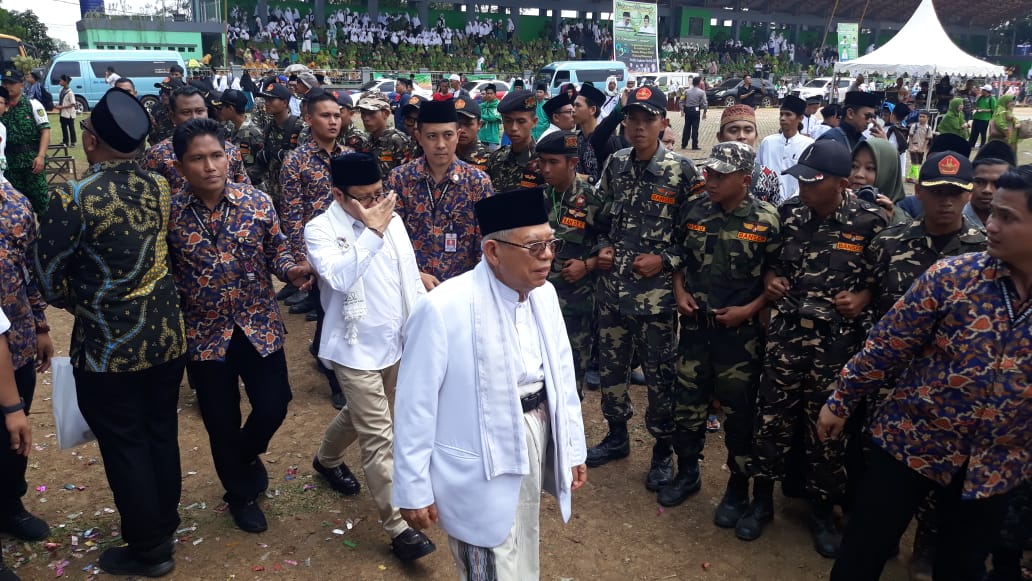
top-left (742, 140), bottom-right (886, 558)
top-left (214, 89), bottom-right (265, 188)
top-left (486, 90), bottom-right (545, 192)
top-left (357, 91), bottom-right (415, 179)
top-left (587, 86), bottom-right (706, 496)
top-left (536, 130), bottom-right (603, 395)
top-left (671, 142), bottom-right (780, 518)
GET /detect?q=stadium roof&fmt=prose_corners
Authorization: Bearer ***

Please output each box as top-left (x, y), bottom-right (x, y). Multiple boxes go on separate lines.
top-left (688, 0), bottom-right (1023, 29)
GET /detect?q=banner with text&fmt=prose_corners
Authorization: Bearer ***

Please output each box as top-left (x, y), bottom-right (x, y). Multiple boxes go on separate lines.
top-left (613, 0), bottom-right (659, 74)
top-left (837, 22), bottom-right (859, 62)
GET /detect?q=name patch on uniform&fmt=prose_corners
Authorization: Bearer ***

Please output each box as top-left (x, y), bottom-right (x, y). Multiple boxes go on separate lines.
top-left (835, 242), bottom-right (863, 253)
top-left (379, 153), bottom-right (394, 162)
top-left (651, 193), bottom-right (676, 205)
top-left (737, 232), bottom-right (767, 243)
top-left (685, 223), bottom-right (706, 232)
top-left (560, 216), bottom-right (586, 229)
top-left (841, 232), bottom-right (865, 242)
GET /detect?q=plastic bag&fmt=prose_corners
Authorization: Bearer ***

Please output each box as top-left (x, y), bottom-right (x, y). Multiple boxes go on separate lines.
top-left (51, 357), bottom-right (95, 449)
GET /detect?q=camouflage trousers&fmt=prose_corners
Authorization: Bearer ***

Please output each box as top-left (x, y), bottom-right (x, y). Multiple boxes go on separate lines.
top-left (598, 304), bottom-right (678, 438)
top-left (7, 167), bottom-right (49, 215)
top-left (557, 302), bottom-right (593, 398)
top-left (675, 318), bottom-right (762, 473)
top-left (749, 314), bottom-right (867, 502)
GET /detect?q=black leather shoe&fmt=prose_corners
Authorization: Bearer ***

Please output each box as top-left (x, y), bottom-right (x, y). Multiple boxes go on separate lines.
top-left (809, 503), bottom-right (841, 558)
top-left (98, 546), bottom-right (175, 577)
top-left (644, 440), bottom-right (674, 491)
top-left (585, 422), bottom-right (629, 467)
top-left (657, 459), bottom-right (701, 507)
top-left (391, 528), bottom-right (436, 562)
top-left (0, 508), bottom-right (50, 541)
top-left (305, 310), bottom-right (319, 322)
top-left (275, 285), bottom-right (298, 301)
top-left (0, 562), bottom-right (19, 581)
top-left (312, 457), bottom-right (361, 495)
top-left (735, 480), bottom-right (774, 541)
top-left (284, 289), bottom-right (309, 306)
top-left (228, 499), bottom-right (268, 533)
top-left (714, 475), bottom-right (750, 528)
top-left (331, 391), bottom-right (346, 410)
top-left (289, 297), bottom-right (316, 314)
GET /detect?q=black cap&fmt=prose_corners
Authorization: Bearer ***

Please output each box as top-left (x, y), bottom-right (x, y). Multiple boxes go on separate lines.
top-left (90, 88), bottom-right (151, 154)
top-left (330, 152), bottom-right (382, 190)
top-left (155, 77), bottom-right (185, 91)
top-left (973, 139), bottom-right (1016, 167)
top-left (212, 89), bottom-right (246, 110)
top-left (542, 94), bottom-right (572, 118)
top-left (512, 78), bottom-right (525, 89)
top-left (536, 131), bottom-right (579, 156)
top-left (259, 82), bottom-right (292, 101)
top-left (400, 94), bottom-right (427, 115)
top-left (577, 83), bottom-right (605, 109)
top-left (805, 96), bottom-right (822, 106)
top-left (498, 90), bottom-right (538, 114)
top-left (1, 69), bottom-right (24, 83)
top-left (624, 86), bottom-right (667, 115)
top-left (780, 94), bottom-right (806, 116)
top-left (417, 99), bottom-right (458, 124)
top-left (820, 103), bottom-right (841, 118)
top-left (843, 91), bottom-right (880, 110)
top-left (929, 133), bottom-right (972, 158)
top-left (782, 140), bottom-right (852, 181)
top-left (919, 151), bottom-right (973, 191)
top-left (475, 187), bottom-right (549, 236)
top-left (454, 96), bottom-right (481, 119)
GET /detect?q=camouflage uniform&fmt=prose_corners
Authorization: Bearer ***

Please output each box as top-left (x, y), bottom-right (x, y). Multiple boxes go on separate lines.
top-left (676, 188), bottom-right (780, 475)
top-left (226, 114), bottom-right (266, 189)
top-left (257, 114), bottom-right (304, 210)
top-left (250, 98), bottom-right (272, 132)
top-left (297, 123), bottom-right (371, 153)
top-left (546, 177), bottom-right (603, 394)
top-left (368, 128), bottom-right (415, 179)
top-left (148, 102), bottom-right (175, 147)
top-left (594, 145), bottom-right (705, 438)
top-left (748, 192), bottom-right (886, 502)
top-left (458, 140), bottom-right (492, 173)
top-left (485, 144), bottom-right (545, 193)
top-left (0, 96), bottom-right (49, 215)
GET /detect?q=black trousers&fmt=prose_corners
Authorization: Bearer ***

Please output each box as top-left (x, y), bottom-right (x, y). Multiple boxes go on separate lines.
top-left (681, 111), bottom-right (701, 149)
top-left (969, 119), bottom-right (990, 148)
top-left (188, 327), bottom-right (292, 503)
top-left (831, 446), bottom-right (1011, 581)
top-left (74, 356), bottom-right (186, 555)
top-left (59, 116), bottom-right (76, 145)
top-left (310, 285), bottom-right (343, 395)
top-left (0, 362), bottom-right (36, 515)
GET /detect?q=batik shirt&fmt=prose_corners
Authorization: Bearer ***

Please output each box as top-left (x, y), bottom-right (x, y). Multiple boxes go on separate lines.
top-left (388, 157), bottom-right (493, 281)
top-left (34, 160), bottom-right (186, 373)
top-left (827, 253), bottom-right (1032, 500)
top-left (167, 183), bottom-right (296, 361)
top-left (0, 183), bottom-right (47, 369)
top-left (279, 140), bottom-right (353, 262)
top-left (486, 143), bottom-right (545, 193)
top-left (143, 137), bottom-right (251, 195)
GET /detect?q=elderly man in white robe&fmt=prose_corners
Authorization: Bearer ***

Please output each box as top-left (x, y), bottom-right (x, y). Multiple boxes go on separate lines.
top-left (393, 187), bottom-right (588, 580)
top-left (304, 152), bottom-right (435, 562)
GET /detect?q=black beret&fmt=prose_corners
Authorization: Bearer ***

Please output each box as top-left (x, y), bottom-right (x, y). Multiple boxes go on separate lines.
top-left (498, 90), bottom-right (538, 114)
top-left (330, 152), bottom-right (381, 190)
top-left (417, 99), bottom-right (458, 124)
top-left (475, 187), bottom-right (549, 236)
top-left (542, 94), bottom-right (572, 118)
top-left (90, 88), bottom-right (151, 154)
top-left (577, 83), bottom-right (606, 108)
top-left (973, 139), bottom-right (1016, 167)
top-left (536, 131), bottom-right (579, 156)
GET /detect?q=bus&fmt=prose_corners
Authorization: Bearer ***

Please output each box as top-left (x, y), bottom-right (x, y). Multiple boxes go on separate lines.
top-left (0, 34), bottom-right (27, 76)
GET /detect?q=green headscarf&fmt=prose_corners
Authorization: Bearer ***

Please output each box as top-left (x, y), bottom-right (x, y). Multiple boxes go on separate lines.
top-left (854, 138), bottom-right (905, 203)
top-left (993, 94), bottom-right (1017, 147)
top-left (937, 97), bottom-right (969, 139)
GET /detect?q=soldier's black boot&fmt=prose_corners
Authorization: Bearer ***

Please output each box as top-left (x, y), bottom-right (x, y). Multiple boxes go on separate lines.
top-left (809, 500), bottom-right (842, 559)
top-left (714, 474), bottom-right (750, 528)
top-left (735, 477), bottom-right (774, 541)
top-left (657, 453), bottom-right (701, 507)
top-left (644, 439), bottom-right (674, 491)
top-left (585, 421), bottom-right (629, 467)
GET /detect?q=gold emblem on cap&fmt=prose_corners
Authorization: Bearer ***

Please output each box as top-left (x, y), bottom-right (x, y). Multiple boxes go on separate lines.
top-left (636, 87), bottom-right (652, 100)
top-left (938, 154), bottom-right (960, 176)
top-left (455, 99), bottom-right (466, 109)
top-left (524, 96), bottom-right (536, 109)
top-left (564, 135), bottom-right (578, 149)
top-left (408, 96), bottom-right (420, 105)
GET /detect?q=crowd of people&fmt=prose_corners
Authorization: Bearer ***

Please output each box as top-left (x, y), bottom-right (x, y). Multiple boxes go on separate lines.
top-left (0, 41), bottom-right (1030, 581)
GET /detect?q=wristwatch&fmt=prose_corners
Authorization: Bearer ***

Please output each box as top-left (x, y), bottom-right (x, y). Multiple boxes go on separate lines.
top-left (1, 398), bottom-right (25, 415)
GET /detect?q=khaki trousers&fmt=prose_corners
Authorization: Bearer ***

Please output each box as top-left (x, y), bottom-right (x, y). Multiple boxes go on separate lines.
top-left (448, 404), bottom-right (550, 580)
top-left (316, 362), bottom-right (408, 538)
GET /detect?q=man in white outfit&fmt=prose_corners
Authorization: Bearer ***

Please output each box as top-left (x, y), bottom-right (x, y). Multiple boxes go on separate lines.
top-left (393, 187), bottom-right (588, 580)
top-left (305, 152), bottom-right (435, 562)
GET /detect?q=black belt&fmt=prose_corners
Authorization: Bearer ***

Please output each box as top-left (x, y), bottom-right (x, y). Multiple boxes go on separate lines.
top-left (520, 388), bottom-right (547, 413)
top-left (6, 143), bottom-right (35, 155)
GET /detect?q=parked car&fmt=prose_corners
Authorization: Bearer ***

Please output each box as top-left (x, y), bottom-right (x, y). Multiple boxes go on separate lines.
top-left (347, 78), bottom-right (432, 98)
top-left (706, 77), bottom-right (780, 107)
top-left (794, 77), bottom-right (850, 102)
top-left (462, 79), bottom-right (509, 100)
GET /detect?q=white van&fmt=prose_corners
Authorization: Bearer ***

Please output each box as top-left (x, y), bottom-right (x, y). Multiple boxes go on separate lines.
top-left (45, 49), bottom-right (186, 112)
top-left (535, 61), bottom-right (630, 96)
top-left (639, 72), bottom-right (698, 93)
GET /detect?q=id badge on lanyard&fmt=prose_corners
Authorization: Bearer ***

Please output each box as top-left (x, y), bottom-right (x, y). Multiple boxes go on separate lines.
top-left (444, 232), bottom-right (458, 253)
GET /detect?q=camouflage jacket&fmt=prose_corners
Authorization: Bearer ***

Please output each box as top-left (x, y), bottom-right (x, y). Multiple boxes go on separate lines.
top-left (227, 115), bottom-right (266, 188)
top-left (486, 144), bottom-right (545, 193)
top-left (259, 114), bottom-right (305, 200)
top-left (148, 102), bottom-right (174, 147)
top-left (865, 218), bottom-right (987, 318)
top-left (250, 99), bottom-right (272, 132)
top-left (369, 128), bottom-right (416, 178)
top-left (771, 192), bottom-right (887, 324)
top-left (297, 123), bottom-right (371, 153)
top-left (458, 141), bottom-right (492, 173)
top-left (595, 145), bottom-right (706, 315)
top-left (546, 178), bottom-right (604, 315)
top-left (679, 194), bottom-right (781, 316)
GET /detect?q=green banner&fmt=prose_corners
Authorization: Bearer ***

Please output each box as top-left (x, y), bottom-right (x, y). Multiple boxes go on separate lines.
top-left (613, 0), bottom-right (659, 74)
top-left (837, 22), bottom-right (859, 62)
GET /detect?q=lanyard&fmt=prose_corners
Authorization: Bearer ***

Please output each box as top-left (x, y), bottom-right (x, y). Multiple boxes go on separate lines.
top-left (548, 185), bottom-right (570, 219)
top-left (188, 201), bottom-right (230, 246)
top-left (425, 176), bottom-right (451, 216)
top-left (998, 277), bottom-right (1032, 326)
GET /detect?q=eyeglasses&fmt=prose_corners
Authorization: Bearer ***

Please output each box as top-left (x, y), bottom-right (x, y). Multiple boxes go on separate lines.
top-left (79, 118), bottom-right (96, 136)
top-left (346, 190), bottom-right (386, 204)
top-left (558, 108), bottom-right (575, 115)
top-left (493, 238), bottom-right (564, 257)
top-left (863, 112), bottom-right (877, 120)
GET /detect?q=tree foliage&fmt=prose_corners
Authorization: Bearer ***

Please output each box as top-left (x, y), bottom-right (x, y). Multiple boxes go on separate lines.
top-left (0, 5), bottom-right (61, 60)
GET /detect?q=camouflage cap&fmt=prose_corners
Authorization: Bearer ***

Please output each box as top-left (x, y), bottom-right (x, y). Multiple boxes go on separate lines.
top-left (698, 141), bottom-right (755, 174)
top-left (357, 91), bottom-right (391, 111)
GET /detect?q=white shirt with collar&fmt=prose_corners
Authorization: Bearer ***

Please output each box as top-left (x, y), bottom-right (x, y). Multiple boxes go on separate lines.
top-left (487, 269), bottom-right (546, 393)
top-left (757, 131), bottom-right (815, 202)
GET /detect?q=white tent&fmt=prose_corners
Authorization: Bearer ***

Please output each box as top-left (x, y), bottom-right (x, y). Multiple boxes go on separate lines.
top-left (833, 0), bottom-right (1005, 78)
